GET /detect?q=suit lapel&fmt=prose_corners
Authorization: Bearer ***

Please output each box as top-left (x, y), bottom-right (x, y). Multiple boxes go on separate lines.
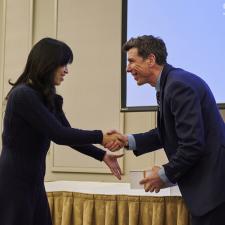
top-left (158, 64), bottom-right (176, 128)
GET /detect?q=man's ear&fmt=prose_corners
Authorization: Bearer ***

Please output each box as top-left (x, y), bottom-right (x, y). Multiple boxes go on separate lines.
top-left (147, 53), bottom-right (156, 66)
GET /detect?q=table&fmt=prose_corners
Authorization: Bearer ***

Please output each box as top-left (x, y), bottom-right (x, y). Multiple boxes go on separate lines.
top-left (45, 181), bottom-right (190, 225)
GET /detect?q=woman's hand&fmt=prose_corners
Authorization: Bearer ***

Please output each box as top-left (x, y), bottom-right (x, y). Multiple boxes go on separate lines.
top-left (103, 153), bottom-right (124, 180)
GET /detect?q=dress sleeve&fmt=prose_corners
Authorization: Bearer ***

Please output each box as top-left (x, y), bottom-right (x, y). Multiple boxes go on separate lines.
top-left (54, 100), bottom-right (106, 161)
top-left (11, 87), bottom-right (103, 146)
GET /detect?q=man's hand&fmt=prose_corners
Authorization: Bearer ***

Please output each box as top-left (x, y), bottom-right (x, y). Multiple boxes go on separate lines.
top-left (102, 131), bottom-right (126, 149)
top-left (104, 130), bottom-right (128, 152)
top-left (139, 166), bottom-right (166, 193)
top-left (103, 153), bottom-right (124, 180)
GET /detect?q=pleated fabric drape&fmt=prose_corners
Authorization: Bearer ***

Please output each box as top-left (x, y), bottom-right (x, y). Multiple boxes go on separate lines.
top-left (47, 192), bottom-right (190, 225)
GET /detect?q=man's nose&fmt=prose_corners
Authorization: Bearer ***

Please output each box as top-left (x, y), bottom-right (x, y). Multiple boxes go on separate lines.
top-left (126, 65), bottom-right (131, 73)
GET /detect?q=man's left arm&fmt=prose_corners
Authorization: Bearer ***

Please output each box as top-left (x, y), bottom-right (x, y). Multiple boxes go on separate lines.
top-left (163, 81), bottom-right (206, 183)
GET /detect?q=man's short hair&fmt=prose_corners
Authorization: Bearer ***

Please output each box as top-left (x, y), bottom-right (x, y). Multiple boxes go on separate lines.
top-left (122, 35), bottom-right (167, 65)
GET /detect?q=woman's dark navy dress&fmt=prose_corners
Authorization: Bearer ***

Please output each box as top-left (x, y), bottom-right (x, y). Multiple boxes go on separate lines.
top-left (0, 84), bottom-right (105, 225)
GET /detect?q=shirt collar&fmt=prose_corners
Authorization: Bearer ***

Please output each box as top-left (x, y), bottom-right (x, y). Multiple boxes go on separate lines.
top-left (155, 66), bottom-right (164, 92)
top-left (155, 70), bottom-right (162, 92)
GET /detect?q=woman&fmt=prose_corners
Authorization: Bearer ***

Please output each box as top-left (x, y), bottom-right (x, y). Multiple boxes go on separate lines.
top-left (0, 38), bottom-right (123, 225)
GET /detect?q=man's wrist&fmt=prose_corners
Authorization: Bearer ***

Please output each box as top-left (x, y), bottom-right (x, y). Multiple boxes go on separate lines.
top-left (126, 134), bottom-right (136, 150)
top-left (158, 166), bottom-right (176, 187)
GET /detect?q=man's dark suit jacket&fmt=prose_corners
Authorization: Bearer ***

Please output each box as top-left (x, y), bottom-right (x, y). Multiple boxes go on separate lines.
top-left (132, 64), bottom-right (225, 216)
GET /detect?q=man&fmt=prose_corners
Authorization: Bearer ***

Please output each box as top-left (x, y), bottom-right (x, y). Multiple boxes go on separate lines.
top-left (108, 35), bottom-right (225, 225)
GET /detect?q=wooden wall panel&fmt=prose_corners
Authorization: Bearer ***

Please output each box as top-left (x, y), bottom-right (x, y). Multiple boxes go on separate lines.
top-left (0, 0), bottom-right (6, 150)
top-left (49, 0), bottom-right (123, 174)
top-left (33, 0), bottom-right (57, 42)
top-left (0, 0), bottom-right (33, 151)
top-left (3, 0), bottom-right (33, 97)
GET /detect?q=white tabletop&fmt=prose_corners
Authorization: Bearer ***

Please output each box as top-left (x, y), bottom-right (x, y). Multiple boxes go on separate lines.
top-left (45, 181), bottom-right (181, 196)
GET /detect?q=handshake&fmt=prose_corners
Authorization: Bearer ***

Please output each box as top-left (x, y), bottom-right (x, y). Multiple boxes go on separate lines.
top-left (102, 130), bottom-right (128, 151)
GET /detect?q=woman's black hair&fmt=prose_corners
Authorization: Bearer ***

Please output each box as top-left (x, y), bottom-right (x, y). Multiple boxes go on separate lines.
top-left (7, 37), bottom-right (73, 111)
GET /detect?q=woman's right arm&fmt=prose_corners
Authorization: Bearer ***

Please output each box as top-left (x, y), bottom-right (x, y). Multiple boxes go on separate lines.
top-left (54, 106), bottom-right (106, 161)
top-left (11, 86), bottom-right (111, 146)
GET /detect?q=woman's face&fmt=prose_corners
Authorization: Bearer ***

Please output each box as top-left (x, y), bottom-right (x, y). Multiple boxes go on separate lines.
top-left (53, 65), bottom-right (68, 86)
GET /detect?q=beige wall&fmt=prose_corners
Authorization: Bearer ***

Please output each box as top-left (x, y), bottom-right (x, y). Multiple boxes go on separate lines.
top-left (0, 0), bottom-right (5, 148)
top-left (0, 0), bottom-right (225, 183)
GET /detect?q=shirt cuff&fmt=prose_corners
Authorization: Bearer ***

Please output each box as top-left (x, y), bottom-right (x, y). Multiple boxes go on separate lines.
top-left (158, 167), bottom-right (176, 187)
top-left (127, 134), bottom-right (136, 150)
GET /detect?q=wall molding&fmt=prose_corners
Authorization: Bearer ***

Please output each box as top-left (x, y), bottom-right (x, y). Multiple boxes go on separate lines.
top-left (0, 0), bottom-right (7, 141)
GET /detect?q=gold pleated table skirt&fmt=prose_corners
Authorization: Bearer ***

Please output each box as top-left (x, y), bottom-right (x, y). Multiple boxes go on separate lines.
top-left (46, 181), bottom-right (190, 225)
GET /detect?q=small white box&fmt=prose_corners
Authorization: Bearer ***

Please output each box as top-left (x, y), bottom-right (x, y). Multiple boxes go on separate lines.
top-left (129, 170), bottom-right (144, 189)
top-left (129, 169), bottom-right (152, 189)
top-left (143, 169), bottom-right (152, 178)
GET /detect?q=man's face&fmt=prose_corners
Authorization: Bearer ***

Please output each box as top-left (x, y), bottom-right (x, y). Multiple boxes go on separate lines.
top-left (126, 48), bottom-right (152, 86)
